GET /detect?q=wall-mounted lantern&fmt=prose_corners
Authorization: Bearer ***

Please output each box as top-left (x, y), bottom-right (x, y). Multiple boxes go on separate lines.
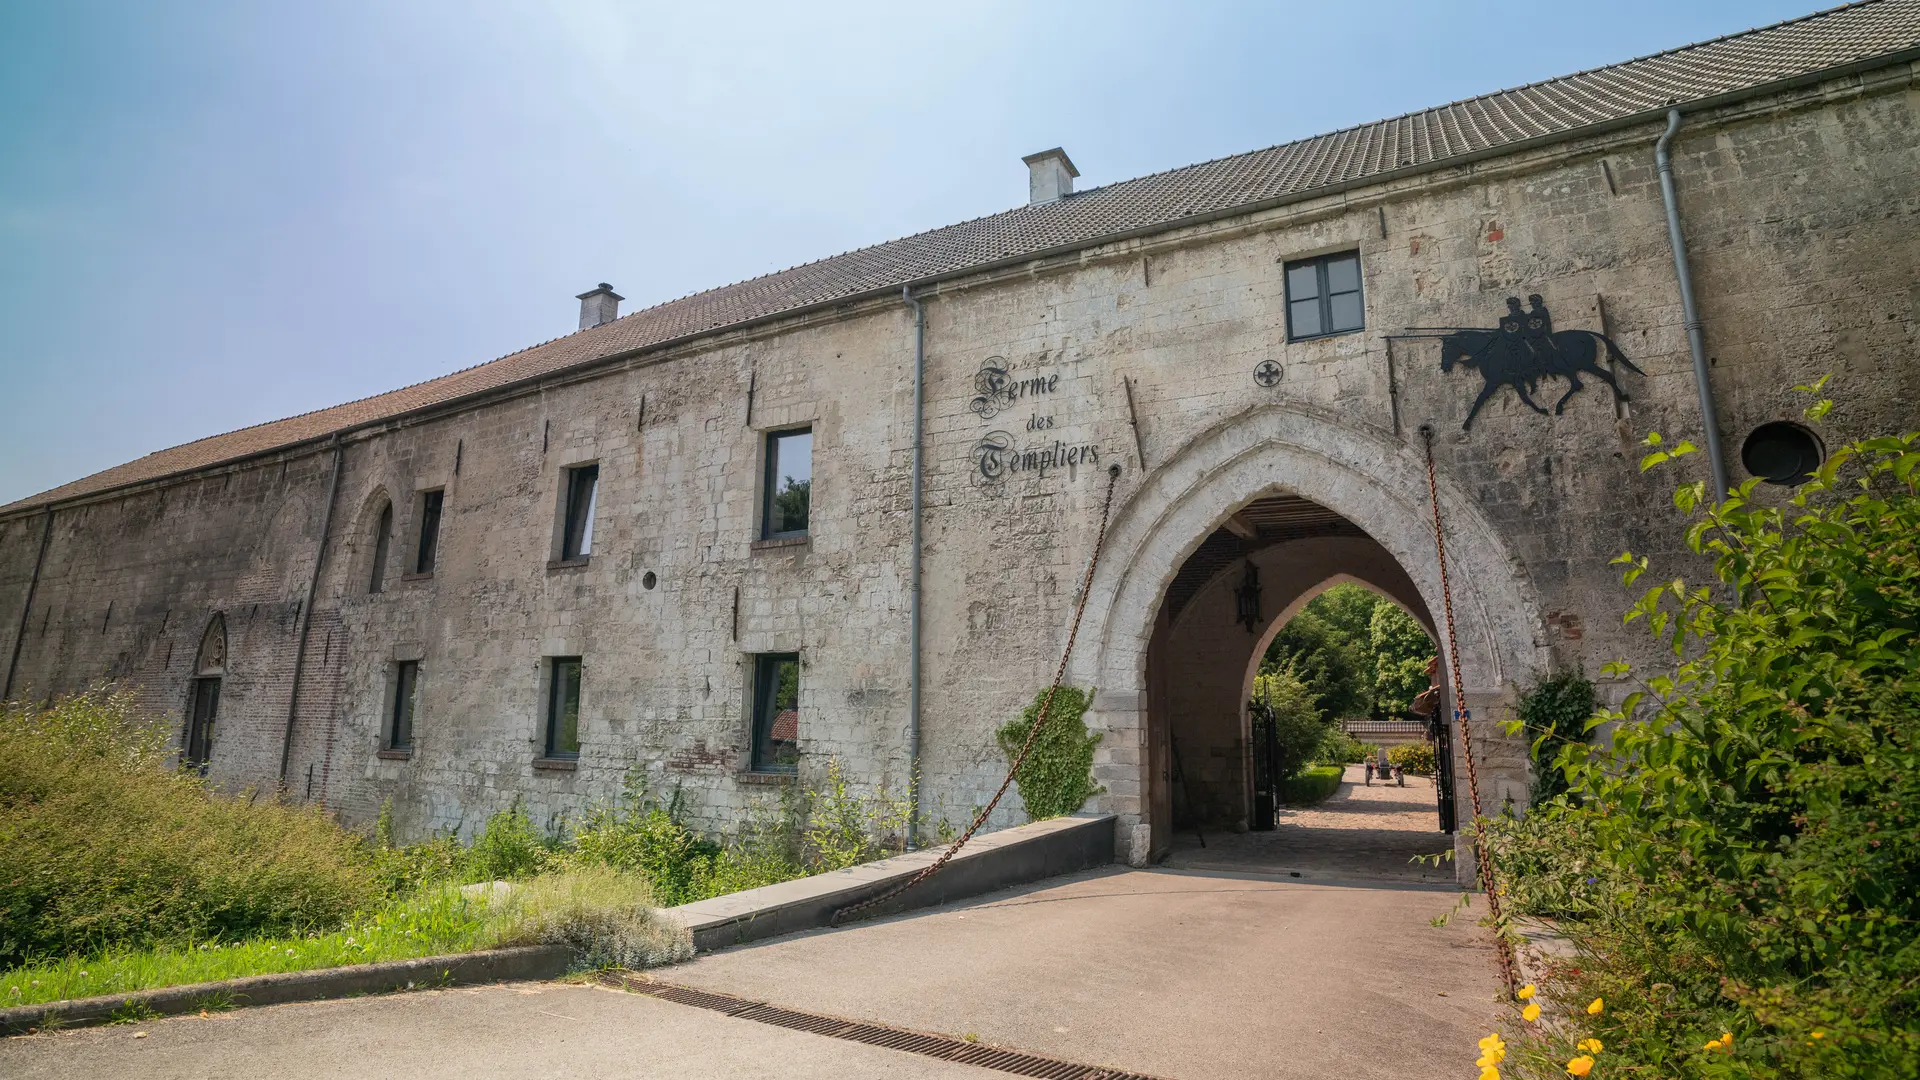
top-left (1234, 561), bottom-right (1263, 634)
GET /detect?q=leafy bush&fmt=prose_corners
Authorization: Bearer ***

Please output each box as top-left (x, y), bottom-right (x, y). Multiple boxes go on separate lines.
top-left (1251, 667), bottom-right (1326, 781)
top-left (1312, 727), bottom-right (1374, 766)
top-left (0, 689), bottom-right (379, 967)
top-left (1385, 741), bottom-right (1436, 775)
top-left (1495, 395), bottom-right (1920, 1078)
top-left (1281, 764), bottom-right (1343, 806)
top-left (463, 802), bottom-right (556, 883)
top-left (1513, 671), bottom-right (1596, 803)
top-left (482, 868), bottom-right (692, 969)
top-left (996, 686), bottom-right (1103, 820)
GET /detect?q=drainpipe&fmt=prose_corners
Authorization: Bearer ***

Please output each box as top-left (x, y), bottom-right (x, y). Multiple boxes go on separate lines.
top-left (903, 286), bottom-right (926, 848)
top-left (279, 436), bottom-right (345, 786)
top-left (1654, 108), bottom-right (1730, 502)
top-left (3, 510), bottom-right (55, 701)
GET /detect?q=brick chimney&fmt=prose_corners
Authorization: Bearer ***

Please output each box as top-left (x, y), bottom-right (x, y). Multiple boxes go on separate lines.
top-left (1022, 148), bottom-right (1078, 206)
top-left (576, 283), bottom-right (623, 330)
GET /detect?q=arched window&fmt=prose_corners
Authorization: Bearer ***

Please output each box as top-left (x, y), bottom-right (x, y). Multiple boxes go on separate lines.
top-left (369, 502), bottom-right (393, 593)
top-left (185, 615), bottom-right (226, 774)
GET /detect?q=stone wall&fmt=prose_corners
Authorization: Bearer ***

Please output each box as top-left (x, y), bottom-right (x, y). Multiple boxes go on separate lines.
top-left (3, 71), bottom-right (1917, 864)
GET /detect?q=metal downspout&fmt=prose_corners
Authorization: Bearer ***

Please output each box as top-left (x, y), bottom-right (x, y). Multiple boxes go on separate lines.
top-left (903, 286), bottom-right (925, 848)
top-left (1655, 108), bottom-right (1731, 501)
top-left (278, 437), bottom-right (345, 786)
top-left (3, 511), bottom-right (55, 701)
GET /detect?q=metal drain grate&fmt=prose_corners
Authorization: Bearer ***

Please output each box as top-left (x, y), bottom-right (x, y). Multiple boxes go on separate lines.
top-left (600, 972), bottom-right (1162, 1080)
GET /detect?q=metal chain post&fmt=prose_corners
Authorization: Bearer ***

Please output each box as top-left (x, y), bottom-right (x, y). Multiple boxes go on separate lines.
top-left (833, 463), bottom-right (1123, 925)
top-left (1421, 425), bottom-right (1518, 995)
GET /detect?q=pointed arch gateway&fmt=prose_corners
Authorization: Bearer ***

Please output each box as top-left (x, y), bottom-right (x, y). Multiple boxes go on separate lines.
top-left (1067, 403), bottom-right (1545, 872)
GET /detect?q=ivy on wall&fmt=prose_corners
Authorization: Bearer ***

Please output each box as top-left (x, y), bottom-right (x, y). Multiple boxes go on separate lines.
top-left (995, 686), bottom-right (1104, 821)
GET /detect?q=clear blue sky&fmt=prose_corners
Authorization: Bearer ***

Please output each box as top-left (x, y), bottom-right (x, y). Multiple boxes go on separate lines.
top-left (0, 1), bottom-right (1819, 505)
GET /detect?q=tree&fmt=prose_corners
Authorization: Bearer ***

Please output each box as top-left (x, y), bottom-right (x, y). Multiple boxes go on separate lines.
top-left (1263, 611), bottom-right (1364, 720)
top-left (1368, 603), bottom-right (1436, 720)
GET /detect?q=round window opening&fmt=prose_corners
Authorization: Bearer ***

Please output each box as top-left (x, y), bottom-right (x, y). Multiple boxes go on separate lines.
top-left (642, 571), bottom-right (658, 590)
top-left (1741, 421), bottom-right (1824, 486)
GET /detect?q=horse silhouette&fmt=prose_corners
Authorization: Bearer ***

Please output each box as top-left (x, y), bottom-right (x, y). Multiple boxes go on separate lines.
top-left (1428, 305), bottom-right (1645, 430)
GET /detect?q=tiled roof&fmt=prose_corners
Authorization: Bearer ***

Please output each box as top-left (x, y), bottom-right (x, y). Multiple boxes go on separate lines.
top-left (10, 0), bottom-right (1920, 515)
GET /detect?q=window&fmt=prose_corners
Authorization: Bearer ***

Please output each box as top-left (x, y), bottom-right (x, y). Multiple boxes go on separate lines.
top-left (1284, 251), bottom-right (1364, 341)
top-left (560, 465), bottom-right (598, 561)
top-left (414, 490), bottom-right (443, 574)
top-left (1742, 422), bottom-right (1824, 486)
top-left (544, 657), bottom-right (583, 759)
top-left (750, 653), bottom-right (800, 772)
top-left (761, 429), bottom-right (812, 540)
top-left (389, 660), bottom-right (419, 750)
top-left (369, 503), bottom-right (393, 593)
top-left (185, 677), bottom-right (219, 773)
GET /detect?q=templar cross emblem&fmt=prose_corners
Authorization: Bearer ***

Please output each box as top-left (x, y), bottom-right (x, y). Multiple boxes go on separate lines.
top-left (1252, 359), bottom-right (1283, 387)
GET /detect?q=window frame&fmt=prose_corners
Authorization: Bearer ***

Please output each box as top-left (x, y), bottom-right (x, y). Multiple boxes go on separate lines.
top-left (544, 656), bottom-right (583, 760)
top-left (1283, 250), bottom-right (1365, 342)
top-left (185, 676), bottom-right (219, 774)
top-left (368, 502), bottom-right (393, 593)
top-left (759, 428), bottom-right (813, 541)
top-left (413, 489), bottom-right (444, 575)
top-left (559, 465), bottom-right (599, 562)
top-left (389, 660), bottom-right (419, 751)
top-left (749, 652), bottom-right (801, 774)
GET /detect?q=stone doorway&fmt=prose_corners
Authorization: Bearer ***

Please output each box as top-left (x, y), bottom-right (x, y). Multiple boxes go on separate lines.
top-left (1140, 493), bottom-right (1454, 881)
top-left (1069, 404), bottom-right (1546, 881)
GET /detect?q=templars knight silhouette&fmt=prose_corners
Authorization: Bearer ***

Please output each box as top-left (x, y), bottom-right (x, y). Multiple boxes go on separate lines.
top-left (1396, 294), bottom-right (1644, 430)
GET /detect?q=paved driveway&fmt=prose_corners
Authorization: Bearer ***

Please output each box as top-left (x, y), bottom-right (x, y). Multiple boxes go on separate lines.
top-left (3, 826), bottom-right (1500, 1079)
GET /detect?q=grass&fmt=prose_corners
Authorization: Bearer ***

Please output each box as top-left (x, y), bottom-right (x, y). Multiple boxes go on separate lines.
top-left (1281, 764), bottom-right (1344, 807)
top-left (0, 869), bottom-right (689, 1009)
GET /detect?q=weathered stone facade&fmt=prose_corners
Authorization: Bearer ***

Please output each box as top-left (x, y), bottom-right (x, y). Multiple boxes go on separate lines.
top-left (4, 56), bottom-right (1918, 874)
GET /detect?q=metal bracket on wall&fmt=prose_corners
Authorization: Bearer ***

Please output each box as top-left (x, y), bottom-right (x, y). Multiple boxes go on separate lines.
top-left (1122, 375), bottom-right (1147, 470)
top-left (744, 369), bottom-right (756, 428)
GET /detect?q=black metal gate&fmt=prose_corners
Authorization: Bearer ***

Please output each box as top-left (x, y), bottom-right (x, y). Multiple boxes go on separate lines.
top-left (1428, 707), bottom-right (1457, 834)
top-left (1249, 699), bottom-right (1280, 831)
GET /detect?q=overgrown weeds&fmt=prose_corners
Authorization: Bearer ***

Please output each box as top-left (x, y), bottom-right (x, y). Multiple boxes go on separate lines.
top-left (0, 688), bottom-right (378, 968)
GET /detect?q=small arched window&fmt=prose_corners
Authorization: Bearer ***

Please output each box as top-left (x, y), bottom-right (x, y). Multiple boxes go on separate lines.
top-left (369, 502), bottom-right (393, 593)
top-left (185, 614), bottom-right (226, 774)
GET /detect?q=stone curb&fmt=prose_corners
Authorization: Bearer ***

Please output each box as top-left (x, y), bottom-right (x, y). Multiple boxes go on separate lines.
top-left (0, 944), bottom-right (571, 1036)
top-left (668, 813), bottom-right (1116, 951)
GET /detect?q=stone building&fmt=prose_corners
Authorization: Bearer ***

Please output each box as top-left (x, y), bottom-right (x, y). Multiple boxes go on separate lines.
top-left (5, 3), bottom-right (1919, 870)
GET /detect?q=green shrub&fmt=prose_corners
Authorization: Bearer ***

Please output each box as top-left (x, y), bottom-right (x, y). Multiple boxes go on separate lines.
top-left (0, 689), bottom-right (378, 967)
top-left (1251, 667), bottom-right (1326, 781)
top-left (1281, 765), bottom-right (1343, 806)
top-left (481, 868), bottom-right (691, 969)
top-left (1312, 727), bottom-right (1373, 766)
top-left (463, 803), bottom-right (555, 883)
top-left (1495, 395), bottom-right (1920, 1078)
top-left (996, 686), bottom-right (1103, 820)
top-left (1512, 670), bottom-right (1596, 803)
top-left (1385, 741), bottom-right (1436, 775)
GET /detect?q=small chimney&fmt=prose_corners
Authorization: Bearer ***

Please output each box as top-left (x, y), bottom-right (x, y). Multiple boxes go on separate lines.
top-left (576, 283), bottom-right (622, 330)
top-left (1022, 148), bottom-right (1078, 206)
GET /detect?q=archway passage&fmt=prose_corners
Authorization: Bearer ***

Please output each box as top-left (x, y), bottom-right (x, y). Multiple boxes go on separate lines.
top-left (1143, 493), bottom-right (1456, 883)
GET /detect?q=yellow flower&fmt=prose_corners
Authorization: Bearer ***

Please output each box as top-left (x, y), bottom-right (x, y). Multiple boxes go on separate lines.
top-left (1577, 1038), bottom-right (1604, 1054)
top-left (1478, 1033), bottom-right (1508, 1054)
top-left (1810, 1031), bottom-right (1825, 1040)
top-left (1523, 1004), bottom-right (1542, 1022)
top-left (1566, 1055), bottom-right (1595, 1077)
top-left (1479, 1069), bottom-right (1500, 1080)
top-left (1720, 1032), bottom-right (1733, 1046)
top-left (1703, 1037), bottom-right (1724, 1051)
top-left (1586, 998), bottom-right (1605, 1016)
top-left (1517, 984), bottom-right (1536, 1001)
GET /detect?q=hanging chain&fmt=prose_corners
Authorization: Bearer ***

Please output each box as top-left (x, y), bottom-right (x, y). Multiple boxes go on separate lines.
top-left (832, 463), bottom-right (1124, 926)
top-left (1421, 425), bottom-right (1518, 995)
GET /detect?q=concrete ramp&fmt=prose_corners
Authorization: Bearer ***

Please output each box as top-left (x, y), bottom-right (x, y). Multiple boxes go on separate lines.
top-left (669, 814), bottom-right (1114, 952)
